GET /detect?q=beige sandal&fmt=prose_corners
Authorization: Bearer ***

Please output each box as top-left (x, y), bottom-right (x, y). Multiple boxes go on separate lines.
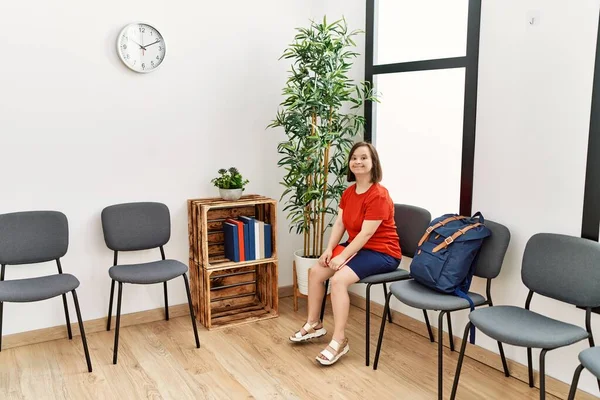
top-left (289, 321), bottom-right (327, 343)
top-left (316, 338), bottom-right (349, 365)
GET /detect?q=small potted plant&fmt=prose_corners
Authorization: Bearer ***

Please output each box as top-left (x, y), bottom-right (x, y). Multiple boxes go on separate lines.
top-left (211, 167), bottom-right (249, 201)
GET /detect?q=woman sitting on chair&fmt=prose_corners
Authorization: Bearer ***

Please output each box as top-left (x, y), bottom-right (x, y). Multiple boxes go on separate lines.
top-left (289, 141), bottom-right (402, 366)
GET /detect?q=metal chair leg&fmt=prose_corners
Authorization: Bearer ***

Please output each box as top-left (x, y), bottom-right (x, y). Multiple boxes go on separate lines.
top-left (382, 283), bottom-right (392, 323)
top-left (568, 364), bottom-right (585, 400)
top-left (587, 336), bottom-right (600, 392)
top-left (423, 310), bottom-right (434, 342)
top-left (72, 290), bottom-right (92, 373)
top-left (183, 274), bottom-right (200, 348)
top-left (164, 281), bottom-right (169, 321)
top-left (438, 311), bottom-right (445, 400)
top-left (527, 348), bottom-right (534, 387)
top-left (447, 312), bottom-right (454, 351)
top-left (373, 292), bottom-right (392, 370)
top-left (366, 283), bottom-right (372, 367)
top-left (113, 282), bottom-right (123, 364)
top-left (540, 349), bottom-right (548, 400)
top-left (107, 280), bottom-right (115, 331)
top-left (319, 280), bottom-right (329, 322)
top-left (61, 293), bottom-right (72, 340)
top-left (498, 341), bottom-right (510, 377)
top-left (450, 322), bottom-right (472, 400)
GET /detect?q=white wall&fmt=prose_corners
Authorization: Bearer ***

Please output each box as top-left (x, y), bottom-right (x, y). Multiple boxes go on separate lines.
top-left (351, 0), bottom-right (600, 396)
top-left (0, 0), bottom-right (318, 335)
top-left (471, 0), bottom-right (600, 394)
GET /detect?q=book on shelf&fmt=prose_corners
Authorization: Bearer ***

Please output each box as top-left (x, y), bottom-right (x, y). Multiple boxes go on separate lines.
top-left (223, 222), bottom-right (240, 262)
top-left (225, 218), bottom-right (246, 261)
top-left (238, 216), bottom-right (256, 261)
top-left (223, 216), bottom-right (272, 263)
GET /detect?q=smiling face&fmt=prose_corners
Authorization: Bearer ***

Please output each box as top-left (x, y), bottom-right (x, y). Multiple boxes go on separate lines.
top-left (349, 145), bottom-right (374, 179)
top-left (346, 142), bottom-right (383, 183)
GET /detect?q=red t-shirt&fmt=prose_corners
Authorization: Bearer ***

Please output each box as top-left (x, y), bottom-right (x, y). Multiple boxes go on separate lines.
top-left (339, 183), bottom-right (401, 259)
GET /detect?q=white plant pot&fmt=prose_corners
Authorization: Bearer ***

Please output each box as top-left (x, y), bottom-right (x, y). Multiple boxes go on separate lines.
top-left (219, 188), bottom-right (243, 201)
top-left (294, 249), bottom-right (332, 296)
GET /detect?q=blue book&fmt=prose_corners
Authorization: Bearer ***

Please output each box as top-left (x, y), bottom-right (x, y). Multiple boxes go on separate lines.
top-left (264, 223), bottom-right (272, 258)
top-left (223, 222), bottom-right (240, 262)
top-left (238, 216), bottom-right (256, 260)
top-left (242, 222), bottom-right (251, 261)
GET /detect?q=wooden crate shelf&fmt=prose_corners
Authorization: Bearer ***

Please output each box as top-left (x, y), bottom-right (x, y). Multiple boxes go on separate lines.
top-left (187, 195), bottom-right (279, 329)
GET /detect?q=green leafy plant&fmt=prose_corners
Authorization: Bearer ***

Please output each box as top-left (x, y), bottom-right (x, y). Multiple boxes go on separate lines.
top-left (211, 167), bottom-right (249, 190)
top-left (269, 17), bottom-right (378, 258)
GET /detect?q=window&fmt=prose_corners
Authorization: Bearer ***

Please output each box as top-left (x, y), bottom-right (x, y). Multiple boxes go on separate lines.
top-left (365, 0), bottom-right (481, 216)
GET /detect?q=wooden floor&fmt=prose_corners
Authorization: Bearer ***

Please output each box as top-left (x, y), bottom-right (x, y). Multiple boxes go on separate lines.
top-left (0, 297), bottom-right (560, 400)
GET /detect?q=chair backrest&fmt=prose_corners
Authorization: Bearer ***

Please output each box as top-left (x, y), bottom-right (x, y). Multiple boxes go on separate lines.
top-left (522, 233), bottom-right (600, 308)
top-left (474, 220), bottom-right (511, 279)
top-left (394, 204), bottom-right (431, 258)
top-left (0, 211), bottom-right (68, 265)
top-left (101, 202), bottom-right (171, 252)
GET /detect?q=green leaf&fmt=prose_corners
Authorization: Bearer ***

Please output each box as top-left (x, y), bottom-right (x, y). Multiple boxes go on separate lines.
top-left (269, 15), bottom-right (375, 254)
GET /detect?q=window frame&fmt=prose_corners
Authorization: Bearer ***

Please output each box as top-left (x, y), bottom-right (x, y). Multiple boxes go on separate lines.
top-left (364, 0), bottom-right (482, 216)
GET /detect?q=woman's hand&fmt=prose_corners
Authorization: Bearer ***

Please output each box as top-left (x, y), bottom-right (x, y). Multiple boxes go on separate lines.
top-left (318, 248), bottom-right (333, 267)
top-left (328, 255), bottom-right (346, 271)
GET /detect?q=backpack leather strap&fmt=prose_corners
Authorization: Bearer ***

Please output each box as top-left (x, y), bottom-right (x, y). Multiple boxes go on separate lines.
top-left (432, 223), bottom-right (483, 253)
top-left (417, 215), bottom-right (469, 247)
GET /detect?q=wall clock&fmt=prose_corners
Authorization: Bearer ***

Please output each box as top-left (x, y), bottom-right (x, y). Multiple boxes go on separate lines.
top-left (117, 22), bottom-right (166, 73)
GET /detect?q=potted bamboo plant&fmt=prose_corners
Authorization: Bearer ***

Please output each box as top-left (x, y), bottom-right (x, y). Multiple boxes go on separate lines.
top-left (269, 17), bottom-right (377, 295)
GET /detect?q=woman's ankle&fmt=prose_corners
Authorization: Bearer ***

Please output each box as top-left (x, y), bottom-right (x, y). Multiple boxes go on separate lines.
top-left (332, 334), bottom-right (345, 342)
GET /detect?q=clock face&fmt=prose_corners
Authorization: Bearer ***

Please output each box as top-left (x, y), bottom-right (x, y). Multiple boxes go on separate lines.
top-left (117, 23), bottom-right (166, 73)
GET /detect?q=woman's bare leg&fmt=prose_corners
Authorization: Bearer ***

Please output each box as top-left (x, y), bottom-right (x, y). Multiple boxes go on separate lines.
top-left (307, 263), bottom-right (335, 324)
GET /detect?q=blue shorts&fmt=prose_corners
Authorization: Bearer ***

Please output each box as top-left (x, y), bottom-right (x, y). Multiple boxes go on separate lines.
top-left (340, 242), bottom-right (401, 280)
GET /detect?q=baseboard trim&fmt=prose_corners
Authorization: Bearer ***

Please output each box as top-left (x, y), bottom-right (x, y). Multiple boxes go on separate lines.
top-left (3, 304), bottom-right (191, 351)
top-left (279, 285), bottom-right (294, 298)
top-left (3, 286), bottom-right (294, 351)
top-left (347, 292), bottom-right (596, 400)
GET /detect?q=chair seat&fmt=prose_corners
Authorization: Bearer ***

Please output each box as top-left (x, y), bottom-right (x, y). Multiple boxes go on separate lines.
top-left (390, 279), bottom-right (487, 311)
top-left (109, 259), bottom-right (188, 284)
top-left (470, 305), bottom-right (589, 349)
top-left (359, 268), bottom-right (410, 284)
top-left (579, 347), bottom-right (600, 378)
top-left (0, 274), bottom-right (80, 302)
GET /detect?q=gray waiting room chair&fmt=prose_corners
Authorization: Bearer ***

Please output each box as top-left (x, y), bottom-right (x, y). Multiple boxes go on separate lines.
top-left (373, 219), bottom-right (510, 400)
top-left (451, 233), bottom-right (600, 400)
top-left (320, 204), bottom-right (431, 366)
top-left (0, 211), bottom-right (92, 372)
top-left (568, 347), bottom-right (600, 399)
top-left (102, 202), bottom-right (200, 364)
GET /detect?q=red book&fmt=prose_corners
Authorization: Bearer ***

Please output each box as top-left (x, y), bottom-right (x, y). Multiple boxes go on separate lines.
top-left (225, 219), bottom-right (245, 261)
top-left (330, 244), bottom-right (357, 269)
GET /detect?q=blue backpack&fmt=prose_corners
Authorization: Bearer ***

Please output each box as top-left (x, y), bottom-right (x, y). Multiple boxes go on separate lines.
top-left (410, 212), bottom-right (491, 343)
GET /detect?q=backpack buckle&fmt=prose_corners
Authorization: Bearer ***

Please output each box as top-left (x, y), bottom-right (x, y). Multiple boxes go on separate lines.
top-left (426, 226), bottom-right (434, 233)
top-left (444, 236), bottom-right (454, 245)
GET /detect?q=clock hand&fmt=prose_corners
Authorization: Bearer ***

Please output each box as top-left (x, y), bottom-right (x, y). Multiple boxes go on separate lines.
top-left (130, 39), bottom-right (147, 50)
top-left (144, 40), bottom-right (161, 48)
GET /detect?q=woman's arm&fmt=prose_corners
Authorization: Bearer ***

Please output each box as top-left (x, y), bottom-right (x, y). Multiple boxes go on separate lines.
top-left (325, 209), bottom-right (346, 251)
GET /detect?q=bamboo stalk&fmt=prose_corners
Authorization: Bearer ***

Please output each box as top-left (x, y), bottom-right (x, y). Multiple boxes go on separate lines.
top-left (316, 154), bottom-right (322, 256)
top-left (320, 108), bottom-right (333, 255)
top-left (320, 144), bottom-right (330, 254)
top-left (309, 112), bottom-right (318, 257)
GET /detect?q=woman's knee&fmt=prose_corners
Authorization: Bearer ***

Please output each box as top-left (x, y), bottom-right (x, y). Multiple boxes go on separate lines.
top-left (330, 274), bottom-right (348, 289)
top-left (330, 268), bottom-right (359, 289)
top-left (309, 264), bottom-right (330, 283)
